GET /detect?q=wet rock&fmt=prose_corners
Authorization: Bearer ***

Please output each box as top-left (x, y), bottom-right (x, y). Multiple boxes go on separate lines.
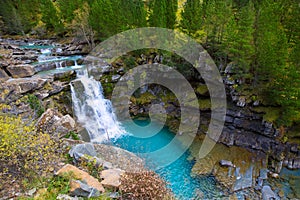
top-left (117, 67), bottom-right (124, 75)
top-left (219, 129), bottom-right (235, 146)
top-left (53, 70), bottom-right (76, 82)
top-left (263, 121), bottom-right (275, 137)
top-left (233, 118), bottom-right (263, 134)
top-left (111, 74), bottom-right (121, 82)
top-left (34, 62), bottom-right (56, 73)
top-left (290, 144), bottom-right (298, 153)
top-left (100, 168), bottom-right (125, 189)
top-left (65, 60), bottom-right (75, 67)
top-left (275, 161), bottom-right (283, 173)
top-left (69, 143), bottom-right (97, 161)
top-left (224, 63), bottom-right (234, 74)
top-left (261, 185), bottom-right (280, 200)
top-left (56, 164), bottom-right (105, 196)
top-left (225, 116), bottom-right (234, 123)
top-left (233, 166), bottom-right (253, 192)
top-left (7, 64), bottom-right (35, 78)
top-left (259, 169), bottom-right (269, 180)
top-left (101, 65), bottom-right (113, 74)
top-left (292, 157), bottom-right (300, 169)
top-left (253, 100), bottom-right (260, 106)
top-left (237, 97), bottom-right (246, 107)
top-left (12, 54), bottom-right (38, 61)
top-left (219, 160), bottom-right (234, 167)
top-left (70, 180), bottom-right (101, 197)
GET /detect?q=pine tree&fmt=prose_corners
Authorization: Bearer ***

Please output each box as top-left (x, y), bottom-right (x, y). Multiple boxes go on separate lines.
top-left (166, 0), bottom-right (178, 29)
top-left (0, 0), bottom-right (23, 34)
top-left (223, 1), bottom-right (255, 78)
top-left (149, 0), bottom-right (167, 28)
top-left (90, 0), bottom-right (147, 39)
top-left (40, 0), bottom-right (64, 34)
top-left (180, 0), bottom-right (202, 35)
top-left (57, 0), bottom-right (84, 24)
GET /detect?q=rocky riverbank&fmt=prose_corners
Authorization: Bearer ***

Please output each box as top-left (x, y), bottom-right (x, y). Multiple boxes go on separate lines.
top-left (1, 37), bottom-right (299, 199)
top-left (85, 51), bottom-right (300, 198)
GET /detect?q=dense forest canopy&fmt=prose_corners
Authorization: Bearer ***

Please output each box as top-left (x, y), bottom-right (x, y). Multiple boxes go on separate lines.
top-left (0, 0), bottom-right (299, 127)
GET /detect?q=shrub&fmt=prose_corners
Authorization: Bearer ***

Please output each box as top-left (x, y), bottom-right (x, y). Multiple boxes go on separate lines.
top-left (27, 94), bottom-right (44, 118)
top-left (120, 171), bottom-right (173, 200)
top-left (0, 114), bottom-right (63, 191)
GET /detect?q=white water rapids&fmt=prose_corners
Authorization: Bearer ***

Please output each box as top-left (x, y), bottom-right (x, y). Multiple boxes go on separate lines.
top-left (70, 69), bottom-right (125, 143)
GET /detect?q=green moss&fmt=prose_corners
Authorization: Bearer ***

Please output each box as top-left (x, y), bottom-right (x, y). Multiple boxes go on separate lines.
top-left (27, 94), bottom-right (44, 117)
top-left (252, 106), bottom-right (281, 123)
top-left (198, 99), bottom-right (211, 110)
top-left (159, 92), bottom-right (177, 104)
top-left (195, 85), bottom-right (208, 95)
top-left (102, 82), bottom-right (114, 97)
top-left (135, 92), bottom-right (157, 105)
top-left (100, 74), bottom-right (112, 83)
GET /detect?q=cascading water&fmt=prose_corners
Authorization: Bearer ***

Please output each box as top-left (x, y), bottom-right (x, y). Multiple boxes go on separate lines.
top-left (70, 68), bottom-right (125, 143)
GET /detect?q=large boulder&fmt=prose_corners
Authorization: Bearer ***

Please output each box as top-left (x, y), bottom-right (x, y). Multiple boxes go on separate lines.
top-left (232, 165), bottom-right (253, 192)
top-left (37, 108), bottom-right (76, 136)
top-left (261, 185), bottom-right (280, 200)
top-left (7, 64), bottom-right (35, 78)
top-left (4, 77), bottom-right (47, 94)
top-left (0, 68), bottom-right (9, 81)
top-left (100, 168), bottom-right (125, 189)
top-left (56, 164), bottom-right (105, 197)
top-left (94, 144), bottom-right (145, 172)
top-left (69, 143), bottom-right (97, 161)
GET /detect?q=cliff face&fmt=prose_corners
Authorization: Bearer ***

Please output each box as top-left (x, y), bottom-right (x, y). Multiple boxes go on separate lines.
top-left (97, 53), bottom-right (300, 172)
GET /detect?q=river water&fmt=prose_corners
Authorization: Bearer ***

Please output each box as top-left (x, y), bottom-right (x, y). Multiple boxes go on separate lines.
top-left (114, 119), bottom-right (224, 199)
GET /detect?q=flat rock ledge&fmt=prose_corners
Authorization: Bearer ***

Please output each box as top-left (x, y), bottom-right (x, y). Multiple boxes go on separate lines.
top-left (94, 144), bottom-right (145, 173)
top-left (68, 142), bottom-right (145, 173)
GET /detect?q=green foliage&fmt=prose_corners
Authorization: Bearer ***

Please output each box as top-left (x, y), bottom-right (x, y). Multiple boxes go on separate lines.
top-left (135, 92), bottom-right (157, 105)
top-left (47, 174), bottom-right (70, 195)
top-left (27, 94), bottom-right (45, 118)
top-left (40, 0), bottom-right (64, 34)
top-left (0, 0), bottom-right (23, 34)
top-left (32, 173), bottom-right (72, 200)
top-left (77, 156), bottom-right (103, 180)
top-left (89, 0), bottom-right (146, 39)
top-left (149, 0), bottom-right (167, 28)
top-left (70, 2), bottom-right (95, 49)
top-left (180, 0), bottom-right (203, 35)
top-left (16, 0), bottom-right (41, 33)
top-left (166, 0), bottom-right (178, 29)
top-left (0, 114), bottom-right (63, 190)
top-left (64, 131), bottom-right (80, 140)
top-left (56, 0), bottom-right (84, 24)
top-left (149, 0), bottom-right (178, 29)
top-left (223, 1), bottom-right (255, 77)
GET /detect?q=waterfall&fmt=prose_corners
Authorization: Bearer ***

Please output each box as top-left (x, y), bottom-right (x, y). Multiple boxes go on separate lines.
top-left (70, 68), bottom-right (125, 143)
